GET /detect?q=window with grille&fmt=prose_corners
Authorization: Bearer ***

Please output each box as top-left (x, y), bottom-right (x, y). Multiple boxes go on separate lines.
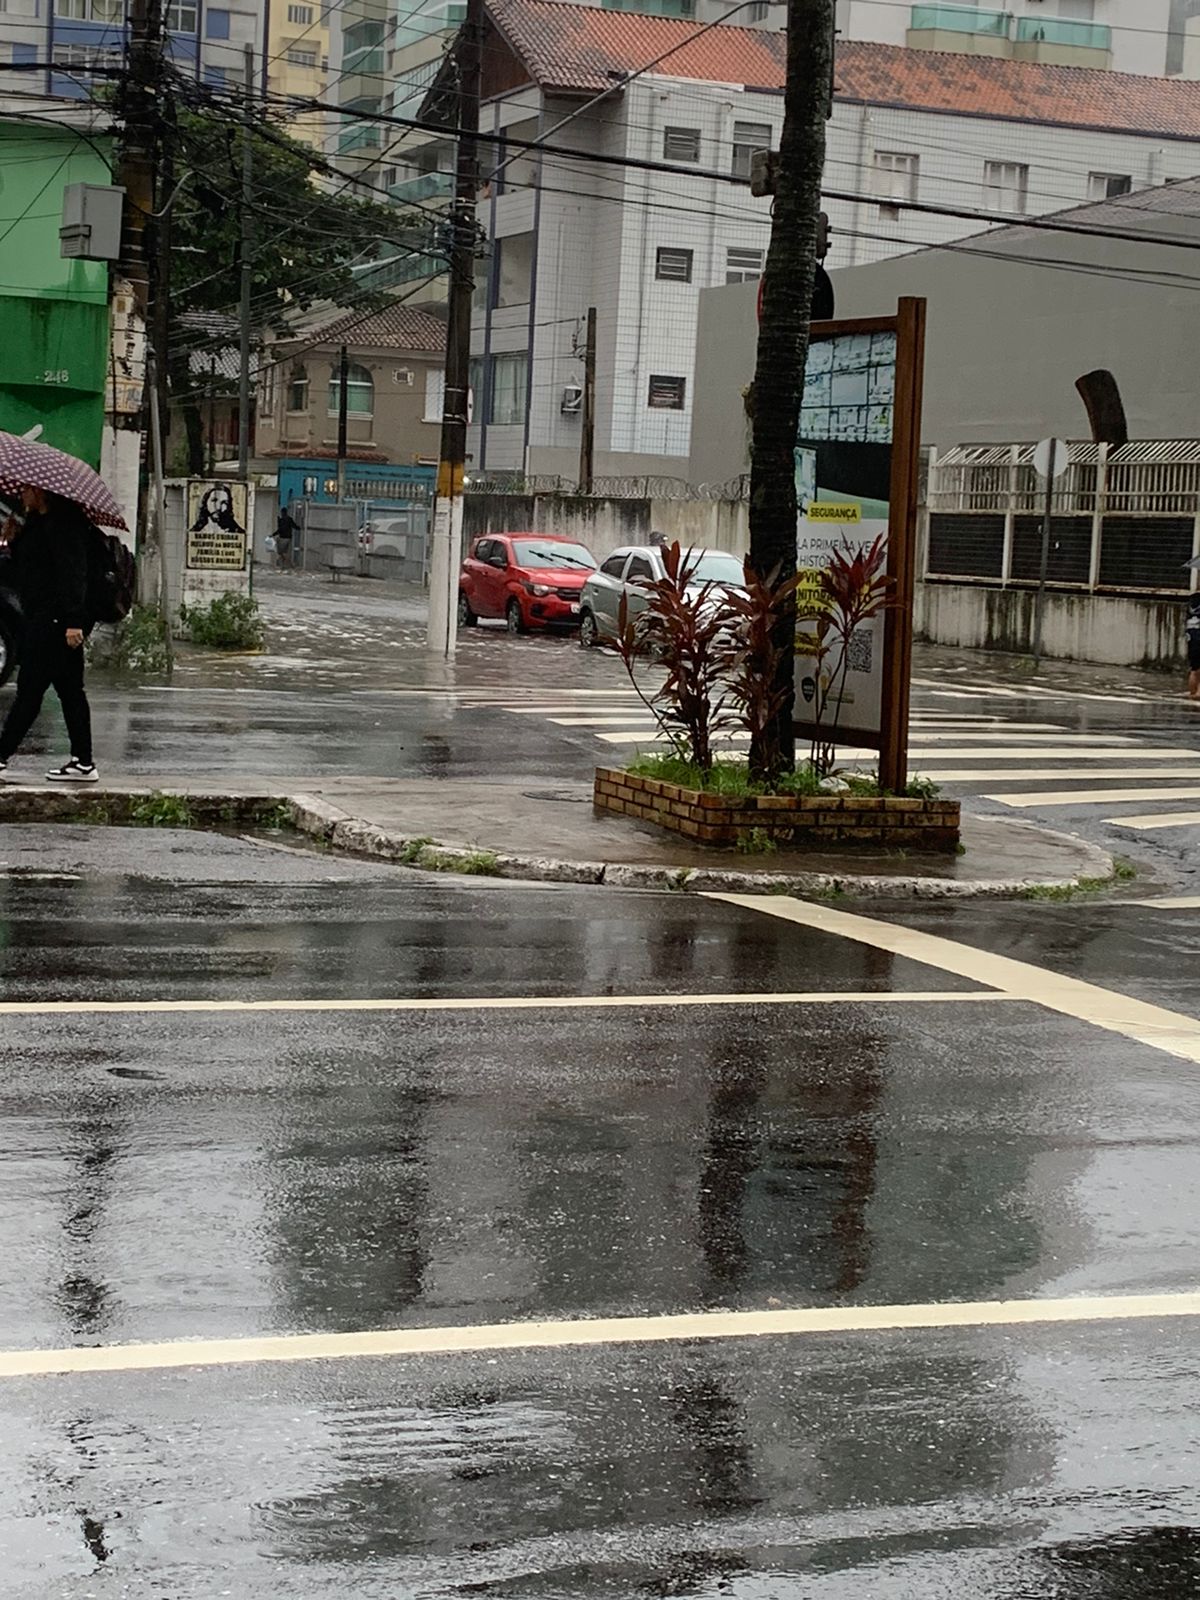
top-left (287, 365), bottom-right (309, 412)
top-left (287, 3), bottom-right (313, 20)
top-left (648, 375), bottom-right (686, 410)
top-left (726, 246), bottom-right (764, 284)
top-left (663, 126), bottom-right (700, 163)
top-left (983, 160), bottom-right (1028, 215)
top-left (55, 0), bottom-right (123, 19)
top-left (1089, 172), bottom-right (1132, 201)
top-left (655, 246), bottom-right (693, 283)
top-left (874, 151), bottom-right (918, 219)
top-left (328, 363), bottom-right (374, 417)
top-left (731, 121), bottom-right (771, 181)
top-left (287, 43), bottom-right (318, 64)
top-left (490, 352), bottom-right (528, 426)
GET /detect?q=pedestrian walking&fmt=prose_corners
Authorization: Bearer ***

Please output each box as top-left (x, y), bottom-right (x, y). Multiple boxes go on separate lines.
top-left (0, 486), bottom-right (98, 782)
top-left (274, 504), bottom-right (297, 570)
top-left (1187, 589), bottom-right (1200, 701)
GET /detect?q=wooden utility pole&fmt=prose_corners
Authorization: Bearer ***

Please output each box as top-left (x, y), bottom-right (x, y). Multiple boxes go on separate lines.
top-left (237, 42), bottom-right (255, 480)
top-left (746, 0), bottom-right (836, 777)
top-left (578, 306), bottom-right (596, 494)
top-left (426, 0), bottom-right (483, 658)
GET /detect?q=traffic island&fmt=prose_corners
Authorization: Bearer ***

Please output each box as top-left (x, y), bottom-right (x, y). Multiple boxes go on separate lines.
top-left (593, 767), bottom-right (961, 852)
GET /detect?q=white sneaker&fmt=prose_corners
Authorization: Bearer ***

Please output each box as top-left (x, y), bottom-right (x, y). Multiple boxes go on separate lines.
top-left (46, 760), bottom-right (99, 784)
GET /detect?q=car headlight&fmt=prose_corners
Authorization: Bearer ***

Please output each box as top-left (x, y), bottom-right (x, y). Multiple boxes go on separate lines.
top-left (524, 582), bottom-right (551, 596)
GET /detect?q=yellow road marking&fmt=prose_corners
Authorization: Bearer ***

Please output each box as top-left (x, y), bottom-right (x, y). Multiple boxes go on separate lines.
top-left (715, 894), bottom-right (1200, 1067)
top-left (3, 1291), bottom-right (1200, 1379)
top-left (0, 990), bottom-right (1007, 1017)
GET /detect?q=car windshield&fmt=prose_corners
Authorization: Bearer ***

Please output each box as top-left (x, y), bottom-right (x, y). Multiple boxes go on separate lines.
top-left (513, 540), bottom-right (596, 570)
top-left (684, 551), bottom-right (745, 586)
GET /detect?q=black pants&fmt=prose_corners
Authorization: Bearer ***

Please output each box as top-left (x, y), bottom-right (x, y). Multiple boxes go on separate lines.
top-left (0, 618), bottom-right (93, 765)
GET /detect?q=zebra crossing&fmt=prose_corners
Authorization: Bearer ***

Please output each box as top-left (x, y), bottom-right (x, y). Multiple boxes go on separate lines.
top-left (450, 686), bottom-right (1200, 840)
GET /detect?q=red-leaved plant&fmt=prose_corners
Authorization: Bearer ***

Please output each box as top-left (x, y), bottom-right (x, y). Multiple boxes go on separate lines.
top-left (808, 533), bottom-right (894, 776)
top-left (714, 562), bottom-right (804, 782)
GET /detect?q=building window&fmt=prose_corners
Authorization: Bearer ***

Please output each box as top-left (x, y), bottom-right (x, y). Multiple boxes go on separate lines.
top-left (287, 364), bottom-right (309, 412)
top-left (423, 366), bottom-right (445, 422)
top-left (54, 0), bottom-right (123, 19)
top-left (874, 150), bottom-right (918, 220)
top-left (327, 362), bottom-right (374, 416)
top-left (494, 232), bottom-right (534, 308)
top-left (287, 2), bottom-right (313, 20)
top-left (52, 41), bottom-right (123, 69)
top-left (286, 43), bottom-right (318, 64)
top-left (725, 246), bottom-right (764, 284)
top-left (205, 7), bottom-right (230, 37)
top-left (489, 352), bottom-right (528, 426)
top-left (663, 126), bottom-right (700, 163)
top-left (655, 246), bottom-right (693, 283)
top-left (648, 374), bottom-right (686, 410)
top-left (204, 65), bottom-right (226, 87)
top-left (732, 121), bottom-right (771, 181)
top-left (259, 363), bottom-right (277, 419)
top-left (166, 0), bottom-right (197, 29)
top-left (983, 159), bottom-right (1028, 214)
top-left (745, 0), bottom-right (769, 17)
top-left (1089, 171), bottom-right (1132, 200)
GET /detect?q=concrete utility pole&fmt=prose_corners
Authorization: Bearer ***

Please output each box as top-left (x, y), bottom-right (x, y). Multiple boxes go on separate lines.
top-left (426, 0), bottom-right (483, 658)
top-left (237, 42), bottom-right (255, 481)
top-left (745, 0), bottom-right (836, 778)
top-left (336, 342), bottom-right (349, 502)
top-left (578, 306), bottom-right (596, 495)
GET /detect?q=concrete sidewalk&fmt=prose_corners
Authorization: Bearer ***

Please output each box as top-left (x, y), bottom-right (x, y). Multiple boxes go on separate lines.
top-left (0, 772), bottom-right (1117, 898)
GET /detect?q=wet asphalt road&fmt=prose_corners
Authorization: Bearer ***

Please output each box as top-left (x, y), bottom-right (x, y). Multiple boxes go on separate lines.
top-left (4, 827), bottom-right (1200, 1594)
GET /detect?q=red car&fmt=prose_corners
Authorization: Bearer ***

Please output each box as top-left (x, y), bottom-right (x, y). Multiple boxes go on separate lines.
top-left (457, 533), bottom-right (599, 634)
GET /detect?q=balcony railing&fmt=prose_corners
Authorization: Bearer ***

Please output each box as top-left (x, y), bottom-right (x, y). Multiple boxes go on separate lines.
top-left (338, 123), bottom-right (381, 153)
top-left (1015, 16), bottom-right (1112, 50)
top-left (601, 0), bottom-right (695, 17)
top-left (388, 171), bottom-right (454, 204)
top-left (341, 44), bottom-right (383, 73)
top-left (909, 4), bottom-right (1010, 36)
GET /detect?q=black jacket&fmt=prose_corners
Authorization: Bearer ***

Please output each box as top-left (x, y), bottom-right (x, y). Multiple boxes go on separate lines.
top-left (7, 504), bottom-right (90, 630)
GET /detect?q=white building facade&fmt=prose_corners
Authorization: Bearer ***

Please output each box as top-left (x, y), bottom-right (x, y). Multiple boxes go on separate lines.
top-left (461, 2), bottom-right (1200, 481)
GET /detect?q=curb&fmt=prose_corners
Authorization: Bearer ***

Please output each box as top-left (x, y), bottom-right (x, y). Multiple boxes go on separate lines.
top-left (0, 784), bottom-right (1118, 900)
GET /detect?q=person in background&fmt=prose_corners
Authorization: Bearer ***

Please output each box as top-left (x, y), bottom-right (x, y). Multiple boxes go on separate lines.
top-left (275, 504), bottom-right (298, 570)
top-left (1187, 589), bottom-right (1200, 701)
top-left (648, 530), bottom-right (668, 550)
top-left (0, 486), bottom-right (98, 783)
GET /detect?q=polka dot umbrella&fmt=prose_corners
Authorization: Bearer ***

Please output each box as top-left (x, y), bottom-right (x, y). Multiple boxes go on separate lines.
top-left (0, 430), bottom-right (129, 531)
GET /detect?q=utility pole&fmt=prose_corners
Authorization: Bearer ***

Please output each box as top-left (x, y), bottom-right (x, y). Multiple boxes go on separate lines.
top-left (237, 42), bottom-right (255, 480)
top-left (336, 342), bottom-right (349, 502)
top-left (745, 0), bottom-right (836, 778)
top-left (578, 306), bottom-right (596, 495)
top-left (426, 0), bottom-right (483, 658)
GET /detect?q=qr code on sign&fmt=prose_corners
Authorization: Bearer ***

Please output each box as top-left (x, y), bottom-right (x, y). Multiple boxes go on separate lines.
top-left (845, 627), bottom-right (873, 675)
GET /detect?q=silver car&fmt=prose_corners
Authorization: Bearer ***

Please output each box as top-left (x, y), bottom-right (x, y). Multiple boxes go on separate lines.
top-left (578, 544), bottom-right (747, 648)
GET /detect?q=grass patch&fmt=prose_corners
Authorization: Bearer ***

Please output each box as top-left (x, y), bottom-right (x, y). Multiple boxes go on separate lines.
top-left (179, 593), bottom-right (265, 651)
top-left (257, 802), bottom-right (295, 832)
top-left (398, 835), bottom-right (435, 864)
top-left (129, 792), bottom-right (195, 829)
top-left (1113, 858), bottom-right (1137, 881)
top-left (1020, 873), bottom-right (1118, 901)
top-left (422, 847), bottom-right (499, 876)
top-left (736, 826), bottom-right (777, 855)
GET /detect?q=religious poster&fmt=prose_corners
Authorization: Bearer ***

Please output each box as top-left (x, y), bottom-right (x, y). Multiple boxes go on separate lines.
top-left (186, 480), bottom-right (249, 571)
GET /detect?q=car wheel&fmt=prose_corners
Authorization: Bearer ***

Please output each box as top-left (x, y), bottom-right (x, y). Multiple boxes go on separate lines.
top-left (578, 609), bottom-right (599, 649)
top-left (457, 591), bottom-right (477, 628)
top-left (506, 599), bottom-right (528, 635)
top-left (0, 618), bottom-right (15, 687)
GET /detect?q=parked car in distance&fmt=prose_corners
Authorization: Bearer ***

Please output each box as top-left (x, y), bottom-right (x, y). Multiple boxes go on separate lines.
top-left (578, 544), bottom-right (746, 648)
top-left (357, 518), bottom-right (408, 560)
top-left (458, 533), bottom-right (598, 633)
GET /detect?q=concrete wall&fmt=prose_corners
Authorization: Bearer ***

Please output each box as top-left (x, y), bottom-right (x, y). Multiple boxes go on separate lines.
top-left (916, 582), bottom-right (1189, 671)
top-left (691, 183), bottom-right (1200, 482)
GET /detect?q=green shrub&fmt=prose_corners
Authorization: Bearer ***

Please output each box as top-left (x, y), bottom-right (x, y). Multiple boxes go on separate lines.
top-left (129, 792), bottom-right (195, 829)
top-left (93, 605), bottom-right (172, 673)
top-left (179, 593), bottom-right (265, 651)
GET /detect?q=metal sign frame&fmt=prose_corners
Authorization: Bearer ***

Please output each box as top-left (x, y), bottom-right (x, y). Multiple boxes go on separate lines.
top-left (792, 296), bottom-right (927, 794)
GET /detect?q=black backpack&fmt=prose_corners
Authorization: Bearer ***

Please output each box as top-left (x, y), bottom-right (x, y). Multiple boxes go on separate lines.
top-left (86, 527), bottom-right (136, 625)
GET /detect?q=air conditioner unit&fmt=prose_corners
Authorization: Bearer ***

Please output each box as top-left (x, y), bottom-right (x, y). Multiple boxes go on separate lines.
top-left (392, 367), bottom-right (414, 385)
top-left (561, 383), bottom-right (583, 415)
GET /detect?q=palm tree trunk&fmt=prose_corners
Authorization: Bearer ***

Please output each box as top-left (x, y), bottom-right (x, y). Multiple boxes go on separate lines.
top-left (746, 0), bottom-right (835, 779)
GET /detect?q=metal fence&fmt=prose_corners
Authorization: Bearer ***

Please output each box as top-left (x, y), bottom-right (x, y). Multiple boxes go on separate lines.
top-left (926, 441), bottom-right (1200, 595)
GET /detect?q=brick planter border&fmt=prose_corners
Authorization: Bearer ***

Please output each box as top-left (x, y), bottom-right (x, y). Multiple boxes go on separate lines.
top-left (594, 767), bottom-right (960, 852)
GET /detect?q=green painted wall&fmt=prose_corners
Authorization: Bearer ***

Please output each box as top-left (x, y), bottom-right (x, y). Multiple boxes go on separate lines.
top-left (0, 121), bottom-right (113, 465)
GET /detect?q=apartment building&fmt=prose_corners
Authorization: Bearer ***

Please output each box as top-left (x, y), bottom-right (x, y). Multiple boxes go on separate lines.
top-left (838, 0), bottom-right (1200, 80)
top-left (440, 0), bottom-right (1200, 482)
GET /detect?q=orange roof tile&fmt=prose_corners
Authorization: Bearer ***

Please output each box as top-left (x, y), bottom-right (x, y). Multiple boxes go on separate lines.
top-left (487, 0), bottom-right (1200, 141)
